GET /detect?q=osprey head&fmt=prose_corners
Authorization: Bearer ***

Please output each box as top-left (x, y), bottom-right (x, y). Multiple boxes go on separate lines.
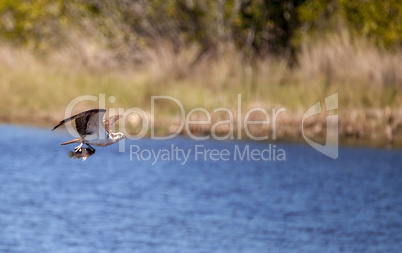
top-left (115, 132), bottom-right (125, 142)
top-left (110, 132), bottom-right (125, 143)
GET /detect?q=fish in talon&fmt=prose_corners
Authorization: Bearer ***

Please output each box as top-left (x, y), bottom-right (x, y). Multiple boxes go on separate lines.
top-left (68, 148), bottom-right (96, 161)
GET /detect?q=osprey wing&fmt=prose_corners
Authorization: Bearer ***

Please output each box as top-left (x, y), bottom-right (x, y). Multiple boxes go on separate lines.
top-left (82, 109), bottom-right (107, 136)
top-left (52, 109), bottom-right (106, 136)
top-left (104, 115), bottom-right (122, 134)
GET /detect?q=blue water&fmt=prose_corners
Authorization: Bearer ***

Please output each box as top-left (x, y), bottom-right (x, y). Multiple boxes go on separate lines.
top-left (0, 125), bottom-right (401, 253)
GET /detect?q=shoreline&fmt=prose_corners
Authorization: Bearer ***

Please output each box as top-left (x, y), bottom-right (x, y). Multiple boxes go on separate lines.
top-left (2, 108), bottom-right (401, 149)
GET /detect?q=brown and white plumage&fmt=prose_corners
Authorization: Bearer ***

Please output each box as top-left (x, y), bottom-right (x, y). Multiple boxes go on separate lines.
top-left (52, 109), bottom-right (124, 152)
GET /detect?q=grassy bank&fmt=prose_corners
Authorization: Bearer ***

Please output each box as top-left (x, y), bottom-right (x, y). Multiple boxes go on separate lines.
top-left (0, 32), bottom-right (401, 147)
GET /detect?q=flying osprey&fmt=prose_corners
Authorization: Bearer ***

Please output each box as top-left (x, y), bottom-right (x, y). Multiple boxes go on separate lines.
top-left (52, 109), bottom-right (124, 154)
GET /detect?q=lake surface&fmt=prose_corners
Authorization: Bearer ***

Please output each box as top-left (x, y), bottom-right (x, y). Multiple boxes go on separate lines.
top-left (0, 125), bottom-right (401, 253)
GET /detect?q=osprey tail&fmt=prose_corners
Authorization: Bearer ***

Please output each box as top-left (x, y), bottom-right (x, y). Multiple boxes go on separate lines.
top-left (60, 137), bottom-right (81, 146)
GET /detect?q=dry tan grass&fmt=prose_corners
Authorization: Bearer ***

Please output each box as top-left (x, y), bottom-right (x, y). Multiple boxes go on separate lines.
top-left (296, 31), bottom-right (402, 108)
top-left (0, 31), bottom-right (401, 146)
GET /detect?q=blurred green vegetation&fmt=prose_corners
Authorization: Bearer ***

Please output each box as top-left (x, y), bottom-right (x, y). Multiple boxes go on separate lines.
top-left (0, 0), bottom-right (400, 55)
top-left (297, 0), bottom-right (402, 48)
